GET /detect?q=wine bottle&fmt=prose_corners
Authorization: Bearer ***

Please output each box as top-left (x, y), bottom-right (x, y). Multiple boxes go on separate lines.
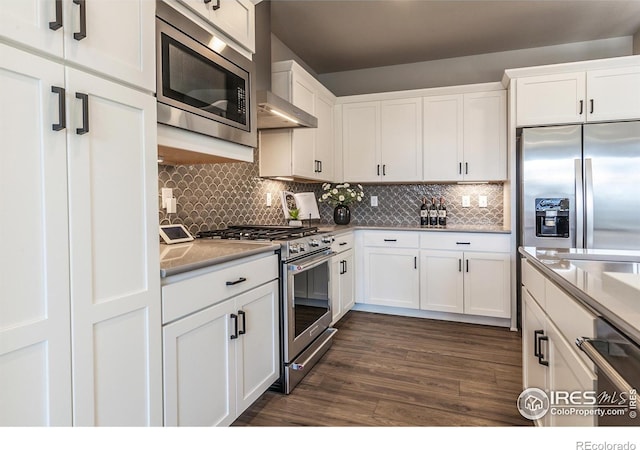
top-left (438, 197), bottom-right (447, 228)
top-left (429, 197), bottom-right (438, 227)
top-left (420, 197), bottom-right (429, 226)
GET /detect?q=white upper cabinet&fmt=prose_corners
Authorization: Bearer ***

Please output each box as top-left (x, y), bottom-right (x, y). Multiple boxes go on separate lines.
top-left (177, 0), bottom-right (255, 53)
top-left (515, 65), bottom-right (640, 126)
top-left (260, 61), bottom-right (336, 182)
top-left (0, 0), bottom-right (155, 91)
top-left (342, 97), bottom-right (422, 183)
top-left (423, 90), bottom-right (506, 182)
top-left (463, 91), bottom-right (507, 181)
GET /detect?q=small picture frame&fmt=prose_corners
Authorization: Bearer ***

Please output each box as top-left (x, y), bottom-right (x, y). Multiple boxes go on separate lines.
top-left (159, 224), bottom-right (194, 244)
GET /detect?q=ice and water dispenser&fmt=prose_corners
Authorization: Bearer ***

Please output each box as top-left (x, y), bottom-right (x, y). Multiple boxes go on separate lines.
top-left (535, 198), bottom-right (569, 238)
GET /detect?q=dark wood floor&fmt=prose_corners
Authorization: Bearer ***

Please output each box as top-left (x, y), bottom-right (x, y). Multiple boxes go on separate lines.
top-left (233, 311), bottom-right (531, 426)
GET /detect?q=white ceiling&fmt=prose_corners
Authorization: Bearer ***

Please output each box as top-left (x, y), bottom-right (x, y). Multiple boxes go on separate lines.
top-left (269, 0), bottom-right (640, 75)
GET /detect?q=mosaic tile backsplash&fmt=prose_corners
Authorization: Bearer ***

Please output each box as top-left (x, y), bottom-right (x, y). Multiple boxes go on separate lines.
top-left (158, 149), bottom-right (503, 235)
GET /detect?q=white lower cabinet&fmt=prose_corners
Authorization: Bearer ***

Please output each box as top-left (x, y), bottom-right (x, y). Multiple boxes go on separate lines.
top-left (419, 233), bottom-right (511, 319)
top-left (163, 280), bottom-right (279, 426)
top-left (521, 258), bottom-right (596, 427)
top-left (331, 248), bottom-right (355, 324)
top-left (362, 232), bottom-right (420, 309)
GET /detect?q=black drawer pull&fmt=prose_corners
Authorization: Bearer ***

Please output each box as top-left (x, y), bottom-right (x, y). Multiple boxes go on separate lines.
top-left (238, 310), bottom-right (246, 335)
top-left (456, 242), bottom-right (471, 245)
top-left (226, 277), bottom-right (247, 286)
top-left (339, 242), bottom-right (347, 246)
top-left (73, 0), bottom-right (86, 41)
top-left (383, 239), bottom-right (397, 242)
top-left (51, 86), bottom-right (66, 131)
top-left (49, 0), bottom-right (63, 30)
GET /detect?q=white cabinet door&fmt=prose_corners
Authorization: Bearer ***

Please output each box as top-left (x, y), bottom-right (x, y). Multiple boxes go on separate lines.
top-left (315, 93), bottom-right (335, 180)
top-left (463, 252), bottom-right (510, 318)
top-left (423, 94), bottom-right (463, 182)
top-left (419, 250), bottom-right (464, 314)
top-left (380, 97), bottom-right (422, 182)
top-left (0, 0), bottom-right (64, 57)
top-left (586, 66), bottom-right (640, 122)
top-left (0, 44), bottom-right (71, 426)
top-left (235, 281), bottom-right (279, 413)
top-left (331, 257), bottom-right (343, 324)
top-left (210, 0), bottom-right (255, 53)
top-left (547, 322), bottom-right (597, 426)
top-left (63, 0), bottom-right (155, 91)
top-left (522, 291), bottom-right (550, 426)
top-left (163, 298), bottom-right (237, 427)
top-left (363, 247), bottom-right (419, 309)
top-left (463, 90), bottom-right (506, 181)
top-left (340, 250), bottom-right (355, 316)
top-left (342, 101), bottom-right (380, 182)
top-left (516, 72), bottom-right (586, 127)
top-left (66, 68), bottom-right (161, 426)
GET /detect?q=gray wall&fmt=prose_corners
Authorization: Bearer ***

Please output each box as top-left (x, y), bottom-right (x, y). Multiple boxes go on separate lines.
top-left (317, 36), bottom-right (633, 96)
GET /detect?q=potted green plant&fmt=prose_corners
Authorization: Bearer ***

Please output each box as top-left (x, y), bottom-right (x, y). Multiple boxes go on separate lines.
top-left (288, 208), bottom-right (302, 226)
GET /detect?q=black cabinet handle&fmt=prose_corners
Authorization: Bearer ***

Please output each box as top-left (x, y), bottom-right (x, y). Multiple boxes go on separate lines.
top-left (340, 260), bottom-right (346, 275)
top-left (459, 162), bottom-right (462, 175)
top-left (238, 310), bottom-right (246, 335)
top-left (383, 239), bottom-right (397, 242)
top-left (230, 313), bottom-right (238, 340)
top-left (458, 259), bottom-right (462, 272)
top-left (414, 256), bottom-right (417, 269)
top-left (538, 335), bottom-right (549, 366)
top-left (534, 330), bottom-right (544, 357)
top-left (590, 99), bottom-right (594, 114)
top-left (465, 162), bottom-right (469, 175)
top-left (382, 164), bottom-right (386, 176)
top-left (226, 277), bottom-right (247, 286)
top-left (204, 0), bottom-right (211, 3)
top-left (75, 92), bottom-right (89, 135)
top-left (51, 86), bottom-right (66, 131)
top-left (377, 164), bottom-right (380, 176)
top-left (456, 242), bottom-right (471, 245)
top-left (73, 0), bottom-right (87, 41)
top-left (465, 260), bottom-right (469, 273)
top-left (319, 160), bottom-right (322, 173)
top-left (49, 0), bottom-right (63, 30)
top-left (339, 242), bottom-right (347, 246)
top-left (579, 100), bottom-right (584, 115)
top-left (212, 0), bottom-right (221, 10)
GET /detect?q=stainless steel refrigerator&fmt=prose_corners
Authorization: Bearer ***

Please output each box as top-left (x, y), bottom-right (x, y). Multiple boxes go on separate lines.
top-left (519, 121), bottom-right (640, 251)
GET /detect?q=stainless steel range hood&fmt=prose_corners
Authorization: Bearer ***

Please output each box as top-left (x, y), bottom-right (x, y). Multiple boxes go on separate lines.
top-left (255, 1), bottom-right (317, 129)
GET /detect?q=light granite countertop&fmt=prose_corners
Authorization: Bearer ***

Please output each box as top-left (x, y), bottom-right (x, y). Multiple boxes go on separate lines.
top-left (520, 246), bottom-right (640, 345)
top-left (318, 223), bottom-right (511, 234)
top-left (160, 240), bottom-right (280, 278)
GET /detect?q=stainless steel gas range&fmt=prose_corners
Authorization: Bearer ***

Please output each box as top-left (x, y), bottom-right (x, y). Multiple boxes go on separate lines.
top-left (197, 225), bottom-right (338, 393)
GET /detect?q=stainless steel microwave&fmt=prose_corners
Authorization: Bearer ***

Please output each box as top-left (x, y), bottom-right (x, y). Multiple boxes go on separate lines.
top-left (156, 2), bottom-right (257, 148)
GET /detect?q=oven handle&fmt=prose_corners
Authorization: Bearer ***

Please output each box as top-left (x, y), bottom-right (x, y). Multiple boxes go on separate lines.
top-left (287, 251), bottom-right (336, 274)
top-left (575, 337), bottom-right (635, 394)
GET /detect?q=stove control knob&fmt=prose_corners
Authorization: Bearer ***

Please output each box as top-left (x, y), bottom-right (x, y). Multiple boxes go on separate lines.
top-left (289, 244), bottom-right (300, 253)
top-left (321, 235), bottom-right (334, 244)
top-left (309, 239), bottom-right (320, 247)
top-left (299, 244), bottom-right (307, 252)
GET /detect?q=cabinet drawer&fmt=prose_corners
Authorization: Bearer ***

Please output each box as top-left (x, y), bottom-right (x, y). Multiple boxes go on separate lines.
top-left (545, 280), bottom-right (596, 370)
top-left (522, 258), bottom-right (546, 308)
top-left (420, 232), bottom-right (510, 252)
top-left (162, 254), bottom-right (278, 324)
top-left (363, 231), bottom-right (419, 248)
top-left (332, 231), bottom-right (354, 252)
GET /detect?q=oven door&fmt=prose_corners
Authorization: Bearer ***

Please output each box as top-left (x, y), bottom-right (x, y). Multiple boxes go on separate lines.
top-left (576, 318), bottom-right (640, 426)
top-left (284, 250), bottom-right (335, 362)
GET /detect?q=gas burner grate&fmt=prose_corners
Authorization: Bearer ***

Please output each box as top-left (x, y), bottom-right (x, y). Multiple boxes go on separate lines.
top-left (196, 225), bottom-right (319, 241)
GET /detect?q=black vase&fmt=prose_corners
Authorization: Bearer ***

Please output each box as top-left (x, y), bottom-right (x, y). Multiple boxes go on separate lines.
top-left (333, 204), bottom-right (351, 225)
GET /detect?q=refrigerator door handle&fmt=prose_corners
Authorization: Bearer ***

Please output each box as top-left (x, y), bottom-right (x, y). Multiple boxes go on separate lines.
top-left (584, 158), bottom-right (594, 249)
top-left (575, 158), bottom-right (584, 249)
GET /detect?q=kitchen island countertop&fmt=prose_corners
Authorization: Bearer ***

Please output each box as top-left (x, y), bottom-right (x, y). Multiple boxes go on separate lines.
top-left (160, 240), bottom-right (280, 278)
top-left (520, 246), bottom-right (640, 345)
